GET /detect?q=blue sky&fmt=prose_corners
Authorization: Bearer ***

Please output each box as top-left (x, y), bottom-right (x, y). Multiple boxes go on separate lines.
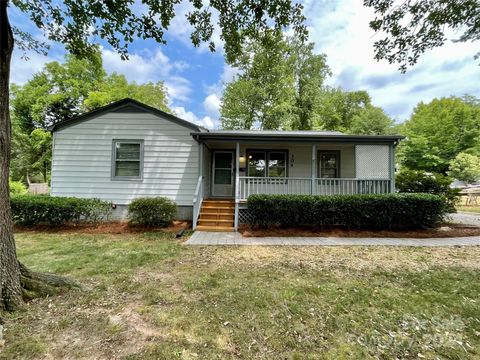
top-left (10, 0), bottom-right (480, 129)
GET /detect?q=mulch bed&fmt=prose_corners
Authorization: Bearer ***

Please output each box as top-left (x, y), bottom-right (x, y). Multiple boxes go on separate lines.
top-left (239, 224), bottom-right (480, 238)
top-left (14, 221), bottom-right (192, 235)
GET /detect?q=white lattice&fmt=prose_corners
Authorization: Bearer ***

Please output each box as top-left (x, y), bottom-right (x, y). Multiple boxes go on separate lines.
top-left (238, 208), bottom-right (254, 224)
top-left (355, 145), bottom-right (390, 179)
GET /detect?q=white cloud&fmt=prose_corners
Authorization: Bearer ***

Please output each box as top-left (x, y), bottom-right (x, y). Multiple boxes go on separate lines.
top-left (203, 93), bottom-right (221, 117)
top-left (304, 0), bottom-right (480, 121)
top-left (11, 50), bottom-right (58, 85)
top-left (173, 106), bottom-right (215, 129)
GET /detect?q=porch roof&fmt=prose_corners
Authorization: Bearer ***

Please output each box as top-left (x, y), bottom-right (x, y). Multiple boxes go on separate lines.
top-left (191, 130), bottom-right (404, 144)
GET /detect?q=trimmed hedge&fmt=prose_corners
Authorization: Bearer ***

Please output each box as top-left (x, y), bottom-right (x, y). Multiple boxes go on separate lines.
top-left (11, 195), bottom-right (112, 226)
top-left (247, 193), bottom-right (447, 229)
top-left (128, 197), bottom-right (177, 227)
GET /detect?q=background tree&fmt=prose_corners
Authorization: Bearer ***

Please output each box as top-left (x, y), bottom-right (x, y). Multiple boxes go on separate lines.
top-left (314, 88), bottom-right (372, 132)
top-left (398, 96), bottom-right (480, 173)
top-left (0, 0), bottom-right (307, 311)
top-left (365, 0), bottom-right (480, 71)
top-left (348, 105), bottom-right (396, 135)
top-left (221, 31), bottom-right (330, 130)
top-left (448, 153), bottom-right (480, 183)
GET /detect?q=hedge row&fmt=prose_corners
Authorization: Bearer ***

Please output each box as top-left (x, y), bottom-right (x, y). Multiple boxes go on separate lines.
top-left (247, 193), bottom-right (447, 229)
top-left (11, 195), bottom-right (112, 226)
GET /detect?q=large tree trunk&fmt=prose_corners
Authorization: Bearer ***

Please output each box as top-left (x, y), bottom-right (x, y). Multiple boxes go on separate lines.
top-left (0, 1), bottom-right (81, 312)
top-left (0, 0), bottom-right (23, 311)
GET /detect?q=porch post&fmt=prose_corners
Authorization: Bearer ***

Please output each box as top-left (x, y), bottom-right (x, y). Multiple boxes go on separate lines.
top-left (234, 142), bottom-right (240, 231)
top-left (198, 142), bottom-right (203, 178)
top-left (311, 144), bottom-right (317, 195)
top-left (389, 143), bottom-right (396, 193)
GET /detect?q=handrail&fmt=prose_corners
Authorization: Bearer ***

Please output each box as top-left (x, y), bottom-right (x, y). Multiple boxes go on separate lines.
top-left (192, 175), bottom-right (204, 230)
top-left (238, 176), bottom-right (391, 200)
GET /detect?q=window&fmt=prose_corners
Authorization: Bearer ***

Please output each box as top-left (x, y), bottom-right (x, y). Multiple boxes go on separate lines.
top-left (318, 151), bottom-right (340, 178)
top-left (268, 152), bottom-right (287, 177)
top-left (247, 150), bottom-right (287, 177)
top-left (112, 140), bottom-right (143, 180)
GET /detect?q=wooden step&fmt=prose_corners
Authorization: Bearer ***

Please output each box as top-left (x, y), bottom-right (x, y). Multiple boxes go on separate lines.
top-left (200, 212), bottom-right (234, 220)
top-left (201, 203), bottom-right (234, 209)
top-left (200, 207), bottom-right (234, 214)
top-left (197, 219), bottom-right (234, 227)
top-left (196, 225), bottom-right (235, 232)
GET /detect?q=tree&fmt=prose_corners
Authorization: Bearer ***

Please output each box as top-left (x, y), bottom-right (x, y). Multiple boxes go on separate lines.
top-left (448, 152), bottom-right (480, 183)
top-left (314, 88), bottom-right (372, 132)
top-left (365, 0), bottom-right (480, 72)
top-left (221, 31), bottom-right (329, 130)
top-left (349, 105), bottom-right (395, 135)
top-left (0, 0), bottom-right (307, 311)
top-left (11, 50), bottom-right (105, 131)
top-left (398, 96), bottom-right (480, 173)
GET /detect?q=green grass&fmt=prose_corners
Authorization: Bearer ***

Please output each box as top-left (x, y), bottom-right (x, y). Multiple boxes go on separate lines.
top-left (2, 231), bottom-right (480, 359)
top-left (457, 205), bottom-right (480, 214)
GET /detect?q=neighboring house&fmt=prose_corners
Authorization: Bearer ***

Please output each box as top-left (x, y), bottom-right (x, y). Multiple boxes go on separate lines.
top-left (49, 98), bottom-right (404, 231)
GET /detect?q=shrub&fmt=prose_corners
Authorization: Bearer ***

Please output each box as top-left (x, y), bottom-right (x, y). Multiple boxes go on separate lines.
top-left (128, 197), bottom-right (177, 227)
top-left (396, 169), bottom-right (460, 212)
top-left (247, 193), bottom-right (447, 229)
top-left (11, 195), bottom-right (112, 226)
top-left (9, 180), bottom-right (27, 196)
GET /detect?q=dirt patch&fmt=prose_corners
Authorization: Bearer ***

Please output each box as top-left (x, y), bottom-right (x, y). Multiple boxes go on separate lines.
top-left (14, 220), bottom-right (191, 235)
top-left (239, 224), bottom-right (480, 238)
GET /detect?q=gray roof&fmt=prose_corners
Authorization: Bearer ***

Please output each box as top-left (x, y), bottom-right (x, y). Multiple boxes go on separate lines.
top-left (192, 129), bottom-right (404, 143)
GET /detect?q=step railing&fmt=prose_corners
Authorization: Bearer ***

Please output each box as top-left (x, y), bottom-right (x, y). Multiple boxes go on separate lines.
top-left (192, 175), bottom-right (204, 229)
top-left (238, 177), bottom-right (391, 201)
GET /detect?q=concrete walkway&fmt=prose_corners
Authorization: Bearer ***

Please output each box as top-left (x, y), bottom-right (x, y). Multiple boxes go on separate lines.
top-left (449, 212), bottom-right (480, 227)
top-left (186, 231), bottom-right (480, 247)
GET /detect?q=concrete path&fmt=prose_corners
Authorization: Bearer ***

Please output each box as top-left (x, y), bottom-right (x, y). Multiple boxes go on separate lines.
top-left (186, 231), bottom-right (480, 247)
top-left (449, 212), bottom-right (480, 227)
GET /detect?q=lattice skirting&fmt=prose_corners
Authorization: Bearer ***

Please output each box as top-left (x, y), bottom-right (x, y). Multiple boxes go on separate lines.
top-left (238, 208), bottom-right (254, 224)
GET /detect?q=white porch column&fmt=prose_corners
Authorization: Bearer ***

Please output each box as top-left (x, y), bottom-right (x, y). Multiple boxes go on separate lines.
top-left (311, 144), bottom-right (317, 195)
top-left (234, 142), bottom-right (240, 231)
top-left (390, 144), bottom-right (396, 193)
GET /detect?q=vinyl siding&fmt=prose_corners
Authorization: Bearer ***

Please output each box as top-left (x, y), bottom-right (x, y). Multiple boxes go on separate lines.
top-left (51, 111), bottom-right (199, 206)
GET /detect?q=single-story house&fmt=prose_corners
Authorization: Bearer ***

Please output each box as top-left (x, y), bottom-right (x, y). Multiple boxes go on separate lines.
top-left (49, 98), bottom-right (404, 231)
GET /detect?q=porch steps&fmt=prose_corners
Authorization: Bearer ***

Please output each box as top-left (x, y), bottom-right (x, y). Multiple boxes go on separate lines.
top-left (196, 199), bottom-right (235, 232)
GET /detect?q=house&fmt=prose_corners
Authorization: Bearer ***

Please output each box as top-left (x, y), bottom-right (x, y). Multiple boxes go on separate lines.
top-left (49, 98), bottom-right (404, 231)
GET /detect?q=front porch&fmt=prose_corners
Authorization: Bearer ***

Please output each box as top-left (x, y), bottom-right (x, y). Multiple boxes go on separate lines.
top-left (191, 131), bottom-right (401, 231)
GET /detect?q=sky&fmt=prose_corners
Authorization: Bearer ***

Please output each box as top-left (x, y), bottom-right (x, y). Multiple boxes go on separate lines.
top-left (10, 0), bottom-right (480, 130)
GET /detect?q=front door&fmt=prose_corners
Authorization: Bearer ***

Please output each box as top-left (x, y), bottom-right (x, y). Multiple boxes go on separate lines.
top-left (212, 151), bottom-right (234, 197)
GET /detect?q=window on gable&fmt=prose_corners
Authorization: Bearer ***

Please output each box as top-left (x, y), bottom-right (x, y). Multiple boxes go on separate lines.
top-left (318, 151), bottom-right (340, 178)
top-left (112, 140), bottom-right (144, 179)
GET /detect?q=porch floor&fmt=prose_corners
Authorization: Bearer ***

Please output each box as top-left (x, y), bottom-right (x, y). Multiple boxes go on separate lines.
top-left (186, 231), bottom-right (480, 247)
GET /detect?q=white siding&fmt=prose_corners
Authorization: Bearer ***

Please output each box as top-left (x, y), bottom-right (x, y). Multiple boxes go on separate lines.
top-left (51, 112), bottom-right (199, 206)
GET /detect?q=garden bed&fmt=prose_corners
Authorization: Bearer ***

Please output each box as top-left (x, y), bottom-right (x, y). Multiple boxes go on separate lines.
top-left (239, 224), bottom-right (480, 238)
top-left (14, 220), bottom-right (191, 235)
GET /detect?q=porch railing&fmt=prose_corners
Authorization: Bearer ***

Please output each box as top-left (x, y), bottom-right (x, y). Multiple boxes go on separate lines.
top-left (192, 175), bottom-right (204, 229)
top-left (238, 176), bottom-right (391, 201)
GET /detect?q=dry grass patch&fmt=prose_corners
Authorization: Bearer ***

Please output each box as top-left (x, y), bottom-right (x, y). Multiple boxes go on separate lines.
top-left (1, 231), bottom-right (479, 359)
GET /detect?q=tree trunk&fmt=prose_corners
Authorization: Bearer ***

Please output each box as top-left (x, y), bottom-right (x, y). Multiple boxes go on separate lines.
top-left (0, 0), bottom-right (23, 311)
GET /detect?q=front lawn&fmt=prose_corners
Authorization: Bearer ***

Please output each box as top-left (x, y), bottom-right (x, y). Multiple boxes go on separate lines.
top-left (2, 231), bottom-right (480, 359)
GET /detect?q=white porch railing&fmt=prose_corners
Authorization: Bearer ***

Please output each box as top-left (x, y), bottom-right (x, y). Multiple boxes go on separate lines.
top-left (238, 176), bottom-right (391, 201)
top-left (192, 176), bottom-right (204, 229)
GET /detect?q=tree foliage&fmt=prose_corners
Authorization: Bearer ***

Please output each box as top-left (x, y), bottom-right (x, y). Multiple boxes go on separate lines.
top-left (398, 96), bottom-right (480, 173)
top-left (365, 0), bottom-right (480, 71)
top-left (349, 105), bottom-right (396, 135)
top-left (221, 31), bottom-right (331, 130)
top-left (448, 152), bottom-right (480, 183)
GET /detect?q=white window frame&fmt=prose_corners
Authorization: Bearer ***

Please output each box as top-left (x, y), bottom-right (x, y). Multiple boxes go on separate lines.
top-left (111, 139), bottom-right (144, 181)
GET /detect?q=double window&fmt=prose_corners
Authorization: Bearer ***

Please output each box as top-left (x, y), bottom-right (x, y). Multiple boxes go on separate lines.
top-left (247, 150), bottom-right (287, 177)
top-left (318, 151), bottom-right (340, 178)
top-left (112, 140), bottom-right (144, 180)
